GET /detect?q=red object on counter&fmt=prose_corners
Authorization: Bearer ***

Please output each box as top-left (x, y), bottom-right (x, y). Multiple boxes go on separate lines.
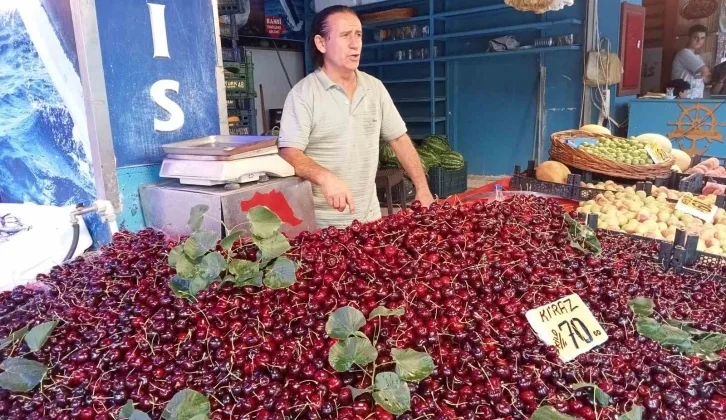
top-left (240, 190), bottom-right (303, 227)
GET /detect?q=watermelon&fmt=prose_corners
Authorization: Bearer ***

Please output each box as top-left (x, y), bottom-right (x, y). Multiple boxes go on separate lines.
top-left (440, 151), bottom-right (465, 170)
top-left (421, 135), bottom-right (451, 154)
top-left (417, 147), bottom-right (440, 166)
top-left (379, 142), bottom-right (397, 166)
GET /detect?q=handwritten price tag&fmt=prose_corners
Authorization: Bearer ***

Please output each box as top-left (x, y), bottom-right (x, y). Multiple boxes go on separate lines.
top-left (676, 195), bottom-right (717, 224)
top-left (526, 294), bottom-right (608, 362)
top-left (645, 144), bottom-right (669, 164)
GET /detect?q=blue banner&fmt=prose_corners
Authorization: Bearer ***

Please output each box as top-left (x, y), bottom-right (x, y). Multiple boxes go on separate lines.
top-left (95, 0), bottom-right (221, 167)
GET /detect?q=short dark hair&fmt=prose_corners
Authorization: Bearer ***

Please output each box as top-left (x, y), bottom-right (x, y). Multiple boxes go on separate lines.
top-left (689, 25), bottom-right (708, 36)
top-left (308, 6), bottom-right (358, 68)
top-left (667, 78), bottom-right (691, 97)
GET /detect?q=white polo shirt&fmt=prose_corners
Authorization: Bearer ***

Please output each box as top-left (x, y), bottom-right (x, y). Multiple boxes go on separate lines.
top-left (279, 69), bottom-right (407, 228)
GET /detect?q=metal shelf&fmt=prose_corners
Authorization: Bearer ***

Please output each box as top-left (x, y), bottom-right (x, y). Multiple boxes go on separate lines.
top-left (433, 45), bottom-right (581, 62)
top-left (433, 4), bottom-right (510, 19)
top-left (394, 97), bottom-right (446, 103)
top-left (354, 0), bottom-right (426, 13)
top-left (363, 15), bottom-right (430, 29)
top-left (360, 57), bottom-right (430, 67)
top-left (367, 37), bottom-right (431, 48)
top-left (383, 77), bottom-right (446, 84)
top-left (404, 116), bottom-right (447, 123)
top-left (432, 18), bottom-right (582, 41)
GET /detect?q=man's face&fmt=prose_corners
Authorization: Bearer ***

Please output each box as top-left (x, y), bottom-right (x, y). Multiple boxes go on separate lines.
top-left (689, 31), bottom-right (706, 50)
top-left (318, 12), bottom-right (362, 71)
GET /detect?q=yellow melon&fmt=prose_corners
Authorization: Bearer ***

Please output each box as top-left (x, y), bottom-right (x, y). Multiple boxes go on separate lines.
top-left (670, 149), bottom-right (691, 172)
top-left (536, 161), bottom-right (571, 184)
top-left (579, 124), bottom-right (611, 136)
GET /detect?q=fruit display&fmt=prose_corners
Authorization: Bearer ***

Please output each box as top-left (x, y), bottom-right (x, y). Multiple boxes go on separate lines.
top-left (687, 157), bottom-right (726, 177)
top-left (577, 137), bottom-right (653, 165)
top-left (578, 186), bottom-right (726, 254)
top-left (535, 161), bottom-right (570, 184)
top-left (3, 197), bottom-right (726, 419)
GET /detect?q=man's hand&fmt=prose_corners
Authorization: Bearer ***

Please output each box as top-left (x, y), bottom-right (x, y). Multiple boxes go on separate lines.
top-left (415, 189), bottom-right (435, 207)
top-left (321, 174), bottom-right (355, 213)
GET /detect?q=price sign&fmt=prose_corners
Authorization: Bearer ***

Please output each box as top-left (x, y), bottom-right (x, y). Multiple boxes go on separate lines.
top-left (676, 195), bottom-right (717, 224)
top-left (645, 144), bottom-right (670, 164)
top-left (526, 294), bottom-right (608, 362)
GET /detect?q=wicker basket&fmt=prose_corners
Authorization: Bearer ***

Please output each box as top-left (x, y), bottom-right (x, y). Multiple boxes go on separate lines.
top-left (360, 8), bottom-right (416, 24)
top-left (550, 130), bottom-right (675, 180)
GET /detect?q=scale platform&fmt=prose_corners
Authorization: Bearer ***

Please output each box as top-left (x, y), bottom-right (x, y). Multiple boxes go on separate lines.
top-left (159, 135), bottom-right (295, 186)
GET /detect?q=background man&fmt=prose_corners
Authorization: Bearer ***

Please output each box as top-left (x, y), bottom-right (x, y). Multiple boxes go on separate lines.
top-left (671, 24), bottom-right (710, 99)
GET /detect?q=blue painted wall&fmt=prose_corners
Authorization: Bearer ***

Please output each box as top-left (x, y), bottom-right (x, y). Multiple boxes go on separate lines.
top-left (448, 0), bottom-right (585, 175)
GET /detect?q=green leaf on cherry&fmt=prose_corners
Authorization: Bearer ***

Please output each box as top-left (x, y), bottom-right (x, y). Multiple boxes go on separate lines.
top-left (188, 277), bottom-right (212, 297)
top-left (25, 320), bottom-right (59, 352)
top-left (372, 372), bottom-right (410, 416)
top-left (636, 317), bottom-right (693, 352)
top-left (220, 230), bottom-right (244, 251)
top-left (689, 334), bottom-right (726, 358)
top-left (0, 357), bottom-right (48, 392)
top-left (328, 337), bottom-right (378, 372)
top-left (187, 205), bottom-right (209, 232)
top-left (120, 400), bottom-right (135, 418)
top-left (184, 231), bottom-right (219, 260)
top-left (175, 255), bottom-right (197, 280)
top-left (168, 245), bottom-right (185, 267)
top-left (248, 206), bottom-right (282, 239)
top-left (162, 389), bottom-right (211, 420)
top-left (368, 306), bottom-right (405, 319)
top-left (627, 297), bottom-right (655, 318)
top-left (170, 276), bottom-right (193, 301)
top-left (254, 231), bottom-right (290, 263)
top-left (0, 325), bottom-right (29, 350)
top-left (263, 257), bottom-right (296, 289)
top-left (326, 306), bottom-right (366, 340)
top-left (346, 386), bottom-right (371, 401)
top-left (198, 252), bottom-right (227, 279)
top-left (391, 348), bottom-right (435, 382)
top-left (531, 406), bottom-right (580, 420)
top-left (617, 405), bottom-right (644, 420)
top-left (228, 259), bottom-right (261, 285)
top-left (571, 382), bottom-right (611, 407)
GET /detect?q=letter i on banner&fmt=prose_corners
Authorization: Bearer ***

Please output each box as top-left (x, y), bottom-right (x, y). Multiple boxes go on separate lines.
top-left (148, 2), bottom-right (185, 132)
top-left (148, 3), bottom-right (171, 59)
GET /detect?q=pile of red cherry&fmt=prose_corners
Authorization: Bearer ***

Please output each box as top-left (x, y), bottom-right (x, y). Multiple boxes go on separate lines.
top-left (1, 196), bottom-right (725, 419)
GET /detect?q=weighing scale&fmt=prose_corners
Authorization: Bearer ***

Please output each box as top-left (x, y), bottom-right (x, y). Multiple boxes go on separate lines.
top-left (145, 135), bottom-right (316, 239)
top-left (160, 135), bottom-right (295, 186)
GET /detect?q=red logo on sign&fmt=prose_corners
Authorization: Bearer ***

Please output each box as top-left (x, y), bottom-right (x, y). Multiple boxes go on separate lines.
top-left (265, 16), bottom-right (284, 39)
top-left (240, 190), bottom-right (302, 227)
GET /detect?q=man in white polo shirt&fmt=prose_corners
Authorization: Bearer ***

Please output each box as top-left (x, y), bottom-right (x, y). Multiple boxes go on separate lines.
top-left (278, 5), bottom-right (434, 228)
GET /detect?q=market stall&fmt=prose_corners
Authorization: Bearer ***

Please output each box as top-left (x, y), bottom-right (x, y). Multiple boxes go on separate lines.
top-left (5, 1), bottom-right (726, 420)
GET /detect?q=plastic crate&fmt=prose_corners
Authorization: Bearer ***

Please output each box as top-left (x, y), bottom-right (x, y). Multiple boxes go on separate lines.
top-left (511, 161), bottom-right (609, 202)
top-left (377, 175), bottom-right (415, 204)
top-left (428, 163), bottom-right (467, 198)
top-left (224, 62), bottom-right (255, 98)
top-left (228, 109), bottom-right (255, 135)
top-left (218, 0), bottom-right (242, 15)
top-left (221, 48), bottom-right (240, 62)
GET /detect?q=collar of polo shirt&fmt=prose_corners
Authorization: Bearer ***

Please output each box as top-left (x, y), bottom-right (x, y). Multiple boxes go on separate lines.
top-left (314, 69), bottom-right (369, 92)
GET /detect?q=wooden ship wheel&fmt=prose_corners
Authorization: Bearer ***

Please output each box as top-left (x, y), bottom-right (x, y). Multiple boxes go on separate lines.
top-left (667, 103), bottom-right (726, 156)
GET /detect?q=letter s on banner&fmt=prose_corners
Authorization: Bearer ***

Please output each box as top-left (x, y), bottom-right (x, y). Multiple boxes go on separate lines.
top-left (150, 80), bottom-right (185, 132)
